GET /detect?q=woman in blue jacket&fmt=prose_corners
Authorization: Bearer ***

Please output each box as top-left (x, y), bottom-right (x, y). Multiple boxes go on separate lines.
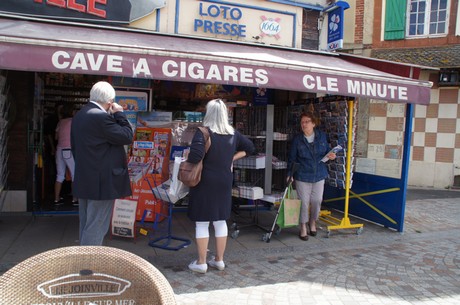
top-left (287, 112), bottom-right (336, 241)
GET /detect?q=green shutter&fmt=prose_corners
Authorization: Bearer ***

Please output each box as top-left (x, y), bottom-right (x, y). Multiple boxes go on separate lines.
top-left (384, 0), bottom-right (406, 40)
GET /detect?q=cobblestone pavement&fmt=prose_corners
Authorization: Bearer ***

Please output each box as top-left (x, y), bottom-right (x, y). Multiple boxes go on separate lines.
top-left (157, 197), bottom-right (460, 305)
top-left (1, 190), bottom-right (460, 304)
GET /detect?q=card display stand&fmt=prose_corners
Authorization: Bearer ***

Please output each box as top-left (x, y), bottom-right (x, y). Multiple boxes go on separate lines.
top-left (143, 178), bottom-right (191, 251)
top-left (0, 71), bottom-right (9, 211)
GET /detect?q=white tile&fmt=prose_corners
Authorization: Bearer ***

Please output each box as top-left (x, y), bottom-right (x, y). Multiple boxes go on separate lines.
top-left (367, 144), bottom-right (385, 159)
top-left (436, 133), bottom-right (456, 148)
top-left (414, 105), bottom-right (427, 118)
top-left (425, 118), bottom-right (438, 132)
top-left (412, 132), bottom-right (425, 146)
top-left (386, 103), bottom-right (406, 117)
top-left (430, 89), bottom-right (439, 104)
top-left (424, 147), bottom-right (436, 163)
top-left (457, 119), bottom-right (460, 133)
top-left (408, 161), bottom-right (435, 186)
top-left (368, 116), bottom-right (387, 131)
top-left (385, 131), bottom-right (404, 146)
top-left (438, 104), bottom-right (458, 118)
top-left (455, 149), bottom-right (460, 164)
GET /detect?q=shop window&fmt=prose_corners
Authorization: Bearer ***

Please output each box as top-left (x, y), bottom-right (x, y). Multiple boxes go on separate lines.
top-left (439, 68), bottom-right (460, 86)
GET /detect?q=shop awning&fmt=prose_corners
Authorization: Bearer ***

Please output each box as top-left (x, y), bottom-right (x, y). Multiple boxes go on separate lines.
top-left (0, 15), bottom-right (432, 104)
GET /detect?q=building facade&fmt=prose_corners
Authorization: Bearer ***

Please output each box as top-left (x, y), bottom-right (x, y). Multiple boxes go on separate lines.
top-left (343, 0), bottom-right (460, 188)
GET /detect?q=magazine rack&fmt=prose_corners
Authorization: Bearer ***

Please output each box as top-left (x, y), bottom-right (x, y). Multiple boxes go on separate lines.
top-left (143, 178), bottom-right (191, 251)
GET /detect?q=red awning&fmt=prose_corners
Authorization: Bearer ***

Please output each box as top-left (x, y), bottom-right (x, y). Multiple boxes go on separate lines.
top-left (0, 15), bottom-right (432, 104)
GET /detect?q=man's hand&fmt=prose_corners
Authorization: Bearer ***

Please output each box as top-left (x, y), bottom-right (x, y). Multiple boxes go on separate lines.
top-left (110, 102), bottom-right (124, 114)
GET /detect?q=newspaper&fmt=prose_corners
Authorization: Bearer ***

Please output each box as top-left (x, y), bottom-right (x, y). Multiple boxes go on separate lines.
top-left (321, 145), bottom-right (343, 163)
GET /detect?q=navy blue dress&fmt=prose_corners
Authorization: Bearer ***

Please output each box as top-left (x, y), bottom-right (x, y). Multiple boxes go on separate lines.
top-left (187, 128), bottom-right (255, 222)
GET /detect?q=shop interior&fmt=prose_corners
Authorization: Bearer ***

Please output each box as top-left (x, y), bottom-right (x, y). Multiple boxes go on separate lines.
top-left (29, 72), bottom-right (353, 218)
top-left (1, 67), bottom-right (417, 238)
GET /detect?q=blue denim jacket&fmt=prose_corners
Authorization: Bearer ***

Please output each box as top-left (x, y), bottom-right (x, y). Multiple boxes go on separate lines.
top-left (287, 128), bottom-right (330, 183)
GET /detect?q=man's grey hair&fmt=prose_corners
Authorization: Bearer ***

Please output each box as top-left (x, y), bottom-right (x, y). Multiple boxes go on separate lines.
top-left (90, 81), bottom-right (116, 105)
top-left (203, 99), bottom-right (234, 135)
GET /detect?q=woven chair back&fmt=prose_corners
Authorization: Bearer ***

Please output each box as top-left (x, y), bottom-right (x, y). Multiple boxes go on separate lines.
top-left (0, 245), bottom-right (176, 304)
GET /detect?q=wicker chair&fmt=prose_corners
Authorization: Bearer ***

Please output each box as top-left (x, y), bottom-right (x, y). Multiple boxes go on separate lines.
top-left (0, 246), bottom-right (176, 304)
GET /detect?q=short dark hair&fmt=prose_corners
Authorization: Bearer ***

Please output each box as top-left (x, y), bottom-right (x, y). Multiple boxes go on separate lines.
top-left (300, 111), bottom-right (318, 125)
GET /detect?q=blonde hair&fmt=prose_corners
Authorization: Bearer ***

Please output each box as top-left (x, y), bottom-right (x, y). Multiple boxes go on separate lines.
top-left (203, 99), bottom-right (234, 135)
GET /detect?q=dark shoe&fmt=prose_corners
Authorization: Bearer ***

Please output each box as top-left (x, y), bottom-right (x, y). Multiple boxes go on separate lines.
top-left (308, 223), bottom-right (317, 236)
top-left (72, 200), bottom-right (79, 206)
top-left (54, 198), bottom-right (64, 205)
top-left (299, 232), bottom-right (308, 241)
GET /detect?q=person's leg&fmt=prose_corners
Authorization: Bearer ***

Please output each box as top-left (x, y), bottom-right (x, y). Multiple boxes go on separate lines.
top-left (309, 180), bottom-right (325, 233)
top-left (213, 220), bottom-right (228, 262)
top-left (79, 199), bottom-right (114, 246)
top-left (64, 155), bottom-right (77, 203)
top-left (78, 199), bottom-right (88, 242)
top-left (54, 148), bottom-right (66, 202)
top-left (295, 180), bottom-right (313, 237)
top-left (195, 221), bottom-right (210, 264)
top-left (189, 221), bottom-right (209, 273)
top-left (54, 181), bottom-right (63, 202)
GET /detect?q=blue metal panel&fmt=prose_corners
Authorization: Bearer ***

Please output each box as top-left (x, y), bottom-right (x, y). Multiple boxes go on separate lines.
top-left (324, 172), bottom-right (405, 232)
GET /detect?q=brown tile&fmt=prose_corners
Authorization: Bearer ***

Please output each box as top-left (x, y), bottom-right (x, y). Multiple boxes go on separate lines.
top-left (386, 117), bottom-right (404, 131)
top-left (428, 73), bottom-right (439, 89)
top-left (426, 104), bottom-right (438, 118)
top-left (369, 103), bottom-right (387, 117)
top-left (439, 89), bottom-right (459, 104)
top-left (456, 134), bottom-right (460, 149)
top-left (368, 130), bottom-right (385, 144)
top-left (425, 133), bottom-right (437, 147)
top-left (413, 118), bottom-right (426, 132)
top-left (437, 119), bottom-right (456, 133)
top-left (412, 146), bottom-right (424, 161)
top-left (435, 148), bottom-right (454, 163)
top-left (385, 145), bottom-right (402, 159)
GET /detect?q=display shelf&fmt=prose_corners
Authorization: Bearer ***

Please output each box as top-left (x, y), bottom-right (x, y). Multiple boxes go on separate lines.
top-left (233, 106), bottom-right (289, 194)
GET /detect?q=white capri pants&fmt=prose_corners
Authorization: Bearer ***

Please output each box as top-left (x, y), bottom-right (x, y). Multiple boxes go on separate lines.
top-left (55, 147), bottom-right (75, 183)
top-left (195, 220), bottom-right (228, 239)
top-left (295, 180), bottom-right (325, 224)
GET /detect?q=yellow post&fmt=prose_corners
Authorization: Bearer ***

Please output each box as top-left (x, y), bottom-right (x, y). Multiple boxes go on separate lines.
top-left (320, 99), bottom-right (363, 236)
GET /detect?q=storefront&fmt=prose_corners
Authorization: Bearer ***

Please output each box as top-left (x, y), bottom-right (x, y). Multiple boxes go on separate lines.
top-left (0, 15), bottom-right (431, 232)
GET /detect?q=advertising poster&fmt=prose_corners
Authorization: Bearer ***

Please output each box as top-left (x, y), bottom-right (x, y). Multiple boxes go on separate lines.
top-left (111, 199), bottom-right (138, 238)
top-left (137, 111), bottom-right (172, 127)
top-left (115, 91), bottom-right (149, 129)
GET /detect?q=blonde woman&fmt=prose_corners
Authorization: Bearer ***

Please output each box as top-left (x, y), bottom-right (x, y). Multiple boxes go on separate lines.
top-left (187, 99), bottom-right (255, 274)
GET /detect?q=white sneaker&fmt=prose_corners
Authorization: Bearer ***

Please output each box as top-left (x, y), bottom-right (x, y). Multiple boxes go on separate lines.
top-left (208, 257), bottom-right (225, 271)
top-left (188, 260), bottom-right (207, 274)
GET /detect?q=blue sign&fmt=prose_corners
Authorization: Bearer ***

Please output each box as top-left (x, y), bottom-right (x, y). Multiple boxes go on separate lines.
top-left (326, 1), bottom-right (349, 51)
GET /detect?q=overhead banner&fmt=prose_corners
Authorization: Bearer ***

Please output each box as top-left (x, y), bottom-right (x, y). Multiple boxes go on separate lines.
top-left (0, 0), bottom-right (165, 24)
top-left (0, 18), bottom-right (432, 104)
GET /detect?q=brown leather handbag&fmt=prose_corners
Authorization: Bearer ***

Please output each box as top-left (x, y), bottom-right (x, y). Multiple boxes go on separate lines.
top-left (178, 126), bottom-right (211, 187)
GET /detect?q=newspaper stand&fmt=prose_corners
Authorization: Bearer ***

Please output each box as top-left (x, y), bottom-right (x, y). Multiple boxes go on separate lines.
top-left (143, 177), bottom-right (191, 251)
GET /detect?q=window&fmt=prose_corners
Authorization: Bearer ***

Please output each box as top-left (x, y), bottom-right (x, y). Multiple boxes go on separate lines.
top-left (407, 0), bottom-right (449, 37)
top-left (439, 68), bottom-right (460, 86)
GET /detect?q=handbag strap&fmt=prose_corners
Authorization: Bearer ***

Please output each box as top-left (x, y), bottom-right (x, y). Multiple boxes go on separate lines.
top-left (197, 126), bottom-right (211, 153)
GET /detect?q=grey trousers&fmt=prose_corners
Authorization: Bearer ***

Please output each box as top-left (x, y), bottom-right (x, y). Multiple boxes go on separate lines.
top-left (295, 180), bottom-right (325, 224)
top-left (79, 199), bottom-right (114, 246)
